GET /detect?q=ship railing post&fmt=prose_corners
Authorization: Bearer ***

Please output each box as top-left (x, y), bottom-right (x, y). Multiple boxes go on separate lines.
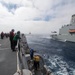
top-left (14, 39), bottom-right (23, 75)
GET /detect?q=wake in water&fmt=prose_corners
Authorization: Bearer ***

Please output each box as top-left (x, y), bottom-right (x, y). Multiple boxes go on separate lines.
top-left (43, 54), bottom-right (75, 75)
top-left (26, 34), bottom-right (75, 75)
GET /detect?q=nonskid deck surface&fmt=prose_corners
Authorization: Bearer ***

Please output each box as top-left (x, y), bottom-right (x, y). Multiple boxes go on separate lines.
top-left (0, 38), bottom-right (17, 75)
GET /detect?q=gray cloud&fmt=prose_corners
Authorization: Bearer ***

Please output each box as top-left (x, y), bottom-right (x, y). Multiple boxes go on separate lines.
top-left (0, 0), bottom-right (75, 34)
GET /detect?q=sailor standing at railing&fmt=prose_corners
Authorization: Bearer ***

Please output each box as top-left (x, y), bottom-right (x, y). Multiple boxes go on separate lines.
top-left (13, 31), bottom-right (21, 51)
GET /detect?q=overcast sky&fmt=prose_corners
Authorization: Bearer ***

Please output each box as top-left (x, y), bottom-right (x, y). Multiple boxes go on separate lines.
top-left (0, 0), bottom-right (75, 34)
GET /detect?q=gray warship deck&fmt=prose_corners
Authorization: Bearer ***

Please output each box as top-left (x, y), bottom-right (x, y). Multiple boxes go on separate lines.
top-left (0, 38), bottom-right (17, 75)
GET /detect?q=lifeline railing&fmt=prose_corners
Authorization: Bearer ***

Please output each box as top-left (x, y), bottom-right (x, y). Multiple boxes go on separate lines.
top-left (14, 34), bottom-right (32, 75)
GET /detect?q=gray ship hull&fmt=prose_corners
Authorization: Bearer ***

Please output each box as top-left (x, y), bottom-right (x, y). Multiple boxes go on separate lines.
top-left (52, 34), bottom-right (75, 42)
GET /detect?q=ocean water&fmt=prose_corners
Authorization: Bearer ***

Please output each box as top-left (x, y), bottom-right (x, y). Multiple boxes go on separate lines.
top-left (26, 34), bottom-right (75, 75)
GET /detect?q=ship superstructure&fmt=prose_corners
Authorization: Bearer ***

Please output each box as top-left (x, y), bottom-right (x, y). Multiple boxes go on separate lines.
top-left (51, 14), bottom-right (75, 42)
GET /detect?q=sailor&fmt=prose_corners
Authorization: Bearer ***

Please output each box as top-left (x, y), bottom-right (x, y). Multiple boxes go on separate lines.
top-left (30, 48), bottom-right (35, 59)
top-left (13, 31), bottom-right (21, 51)
top-left (9, 29), bottom-right (15, 50)
top-left (1, 32), bottom-right (4, 39)
top-left (33, 55), bottom-right (40, 70)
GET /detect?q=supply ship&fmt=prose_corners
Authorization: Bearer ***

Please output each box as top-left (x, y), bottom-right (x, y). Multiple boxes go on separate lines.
top-left (51, 14), bottom-right (75, 42)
